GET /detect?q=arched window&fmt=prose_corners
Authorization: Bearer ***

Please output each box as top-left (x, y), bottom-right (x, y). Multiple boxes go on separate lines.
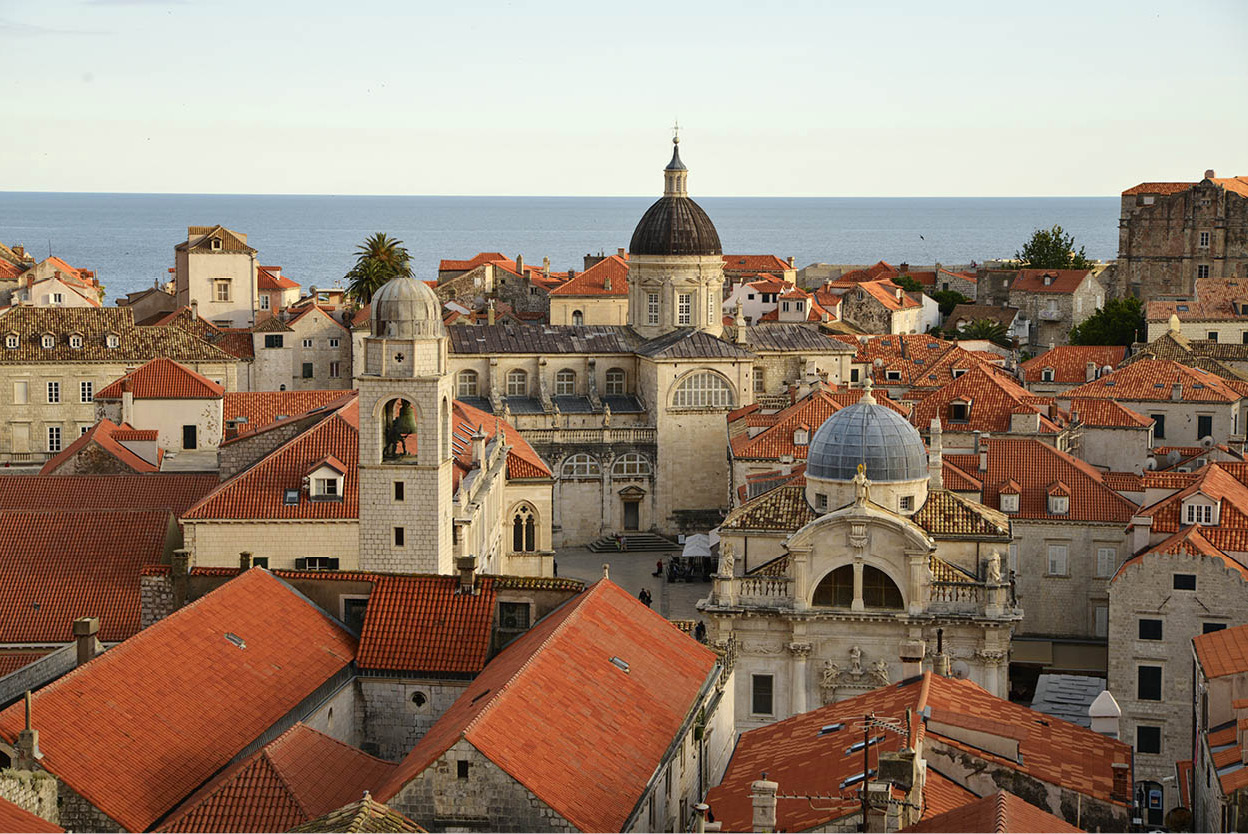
top-left (40, 334), bottom-right (54, 349)
top-left (572, 310), bottom-right (584, 326)
top-left (605, 368), bottom-right (626, 395)
top-left (612, 453), bottom-right (652, 477)
top-left (561, 453), bottom-right (601, 478)
top-left (506, 369), bottom-right (528, 397)
top-left (672, 371), bottom-right (734, 409)
top-left (555, 368), bottom-right (576, 396)
top-left (381, 397), bottom-right (418, 460)
top-left (512, 505), bottom-right (537, 552)
top-left (4, 334), bottom-right (17, 349)
top-left (812, 565), bottom-right (903, 610)
top-left (457, 369), bottom-right (479, 398)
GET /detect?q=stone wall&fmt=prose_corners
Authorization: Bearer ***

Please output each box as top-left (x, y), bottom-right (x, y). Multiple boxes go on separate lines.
top-left (219, 415), bottom-right (322, 480)
top-left (388, 738), bottom-right (574, 832)
top-left (183, 520), bottom-right (359, 570)
top-left (56, 778), bottom-right (125, 833)
top-left (140, 572), bottom-right (176, 628)
top-left (0, 769), bottom-right (58, 826)
top-left (358, 678), bottom-right (469, 761)
top-left (840, 290), bottom-right (895, 335)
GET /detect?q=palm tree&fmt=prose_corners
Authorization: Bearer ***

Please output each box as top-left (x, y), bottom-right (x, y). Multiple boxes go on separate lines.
top-left (952, 318), bottom-right (1011, 348)
top-left (345, 233), bottom-right (413, 303)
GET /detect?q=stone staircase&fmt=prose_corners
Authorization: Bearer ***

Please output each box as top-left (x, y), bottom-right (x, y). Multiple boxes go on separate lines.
top-left (586, 533), bottom-right (680, 553)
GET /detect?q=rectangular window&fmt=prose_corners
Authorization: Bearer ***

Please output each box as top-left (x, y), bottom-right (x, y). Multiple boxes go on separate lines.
top-left (457, 760), bottom-right (470, 780)
top-left (751, 674), bottom-right (774, 715)
top-left (329, 361), bottom-right (341, 378)
top-left (647, 293), bottom-right (660, 325)
top-left (1137, 725), bottom-right (1162, 755)
top-left (259, 294), bottom-right (270, 310)
top-left (1047, 544), bottom-right (1068, 576)
top-left (393, 481), bottom-right (404, 501)
top-left (816, 493), bottom-right (828, 511)
top-left (1096, 547), bottom-right (1115, 578)
top-left (1199, 231), bottom-right (1210, 247)
top-left (315, 477), bottom-right (339, 497)
top-left (900, 495), bottom-right (914, 512)
top-left (394, 527), bottom-right (405, 547)
top-left (1139, 618), bottom-right (1163, 640)
top-left (1137, 665), bottom-right (1163, 701)
top-left (782, 301), bottom-right (790, 312)
top-left (677, 293), bottom-right (692, 325)
top-left (499, 602), bottom-right (531, 631)
top-left (1198, 415), bottom-right (1213, 439)
top-left (329, 338), bottom-right (340, 348)
top-left (52, 292), bottom-right (64, 305)
top-left (80, 381), bottom-right (93, 403)
top-left (46, 425), bottom-right (61, 452)
top-left (298, 556), bottom-right (340, 571)
top-left (1174, 573), bottom-right (1197, 590)
top-left (1204, 622), bottom-right (1227, 634)
top-left (1151, 414), bottom-right (1165, 439)
top-left (301, 362), bottom-right (314, 379)
top-left (1094, 605), bottom-right (1108, 638)
top-left (252, 556), bottom-right (269, 568)
top-left (1197, 264), bottom-right (1210, 280)
top-left (214, 279), bottom-right (230, 302)
top-left (264, 334), bottom-right (284, 349)
top-left (13, 381), bottom-right (27, 404)
top-left (753, 369), bottom-right (765, 394)
top-left (46, 381), bottom-right (60, 403)
top-left (302, 338), bottom-right (313, 348)
top-left (850, 368), bottom-right (860, 383)
top-left (1185, 503), bottom-right (1214, 525)
top-left (79, 425), bottom-right (90, 436)
top-left (1208, 332), bottom-right (1219, 342)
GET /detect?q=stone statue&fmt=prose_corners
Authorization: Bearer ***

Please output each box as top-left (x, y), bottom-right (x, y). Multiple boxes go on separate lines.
top-left (853, 464), bottom-right (871, 504)
top-left (719, 541), bottom-right (735, 578)
top-left (602, 403), bottom-right (611, 428)
top-left (820, 659), bottom-right (841, 688)
top-left (986, 550), bottom-right (1002, 584)
top-left (871, 658), bottom-right (890, 686)
top-left (849, 645), bottom-right (863, 675)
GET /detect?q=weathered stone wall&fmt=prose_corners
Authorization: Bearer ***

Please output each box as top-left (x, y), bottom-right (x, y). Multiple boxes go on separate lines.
top-left (302, 677), bottom-right (363, 749)
top-left (140, 572), bottom-right (176, 628)
top-left (56, 778), bottom-right (125, 833)
top-left (359, 678), bottom-right (469, 761)
top-left (219, 415), bottom-right (321, 480)
top-left (183, 520), bottom-right (359, 569)
top-left (0, 769), bottom-right (58, 826)
top-left (389, 738), bottom-right (574, 832)
top-left (43, 441), bottom-right (137, 474)
top-left (840, 290), bottom-right (895, 335)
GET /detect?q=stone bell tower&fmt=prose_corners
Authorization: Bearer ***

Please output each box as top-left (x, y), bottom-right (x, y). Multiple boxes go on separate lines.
top-left (356, 274), bottom-right (455, 574)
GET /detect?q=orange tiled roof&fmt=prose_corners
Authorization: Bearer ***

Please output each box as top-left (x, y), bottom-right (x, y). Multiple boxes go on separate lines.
top-left (257, 265), bottom-right (300, 290)
top-left (223, 389), bottom-right (354, 436)
top-left (1125, 177), bottom-right (1248, 198)
top-left (0, 651), bottom-right (50, 677)
top-left (438, 252), bottom-right (508, 272)
top-left (1061, 358), bottom-right (1244, 404)
top-left (839, 260), bottom-right (899, 283)
top-left (548, 255), bottom-right (628, 297)
top-left (1147, 276), bottom-right (1248, 322)
top-left (730, 385), bottom-right (908, 461)
top-left (912, 490), bottom-right (1011, 539)
top-left (376, 580), bottom-right (718, 833)
top-left (1135, 462), bottom-right (1248, 533)
top-left (1010, 269), bottom-right (1092, 294)
top-left (40, 418), bottom-right (161, 474)
top-left (1021, 345), bottom-right (1127, 383)
top-left (96, 357), bottom-right (225, 400)
top-left (855, 278), bottom-right (922, 311)
top-left (723, 254), bottom-right (791, 273)
top-left (452, 399), bottom-right (551, 482)
top-left (0, 473), bottom-right (217, 516)
top-left (977, 438), bottom-right (1138, 523)
top-left (917, 771), bottom-right (977, 822)
top-left (356, 574), bottom-right (499, 673)
top-left (706, 672), bottom-right (1130, 832)
top-left (1195, 622), bottom-right (1248, 679)
top-left (903, 790), bottom-right (1081, 833)
top-left (720, 483), bottom-right (817, 532)
top-left (0, 797), bottom-right (61, 833)
top-left (1068, 398), bottom-right (1153, 429)
top-left (286, 304), bottom-right (349, 332)
top-left (910, 366), bottom-right (1061, 434)
top-left (160, 724), bottom-right (395, 833)
top-left (0, 569), bottom-right (357, 833)
top-left (942, 459), bottom-right (982, 491)
top-left (1113, 526), bottom-right (1246, 584)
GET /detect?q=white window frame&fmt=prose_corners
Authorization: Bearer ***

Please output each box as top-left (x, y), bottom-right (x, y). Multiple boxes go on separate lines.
top-left (506, 369), bottom-right (527, 397)
top-left (1199, 231), bottom-right (1210, 248)
top-left (555, 368), bottom-right (576, 396)
top-left (672, 371), bottom-right (733, 409)
top-left (68, 334), bottom-right (82, 349)
top-left (80, 381), bottom-right (93, 403)
top-left (604, 368), bottom-right (625, 395)
top-left (4, 334), bottom-right (16, 349)
top-left (1049, 494), bottom-right (1069, 515)
top-left (46, 381), bottom-right (60, 404)
top-left (328, 337), bottom-right (340, 348)
top-left (457, 370), bottom-right (479, 398)
top-left (1096, 547), bottom-right (1115, 578)
top-left (51, 292), bottom-right (64, 305)
top-left (1047, 544), bottom-right (1068, 576)
top-left (1197, 264), bottom-right (1210, 280)
top-left (677, 293), bottom-right (692, 325)
top-left (302, 338), bottom-right (313, 349)
top-left (40, 334), bottom-right (54, 349)
top-left (214, 279), bottom-right (231, 302)
top-left (259, 294), bottom-right (271, 310)
top-left (561, 453), bottom-right (601, 478)
top-left (1185, 502), bottom-right (1215, 526)
top-left (1001, 493), bottom-right (1019, 513)
top-left (611, 453), bottom-right (652, 477)
top-left (647, 292), bottom-right (660, 326)
top-left (106, 334), bottom-right (119, 349)
top-left (46, 425), bottom-right (62, 453)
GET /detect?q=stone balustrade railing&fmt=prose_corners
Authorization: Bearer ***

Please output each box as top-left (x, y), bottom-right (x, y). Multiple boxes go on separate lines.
top-left (520, 427), bottom-right (657, 445)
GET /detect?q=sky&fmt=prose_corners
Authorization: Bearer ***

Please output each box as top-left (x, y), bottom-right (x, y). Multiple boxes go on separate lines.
top-left (2, 0), bottom-right (1246, 197)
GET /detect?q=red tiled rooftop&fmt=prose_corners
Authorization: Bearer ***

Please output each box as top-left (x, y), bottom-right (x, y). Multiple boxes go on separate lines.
top-left (40, 418), bottom-right (162, 475)
top-left (977, 438), bottom-right (1138, 523)
top-left (731, 385), bottom-right (908, 461)
top-left (377, 580), bottom-right (717, 833)
top-left (0, 569), bottom-right (357, 833)
top-left (0, 797), bottom-right (61, 833)
top-left (0, 473), bottom-right (218, 517)
top-left (96, 357), bottom-right (224, 400)
top-left (1021, 345), bottom-right (1126, 383)
top-left (1136, 462), bottom-right (1248, 533)
top-left (1061, 358), bottom-right (1244, 404)
top-left (903, 790), bottom-right (1081, 833)
top-left (548, 255), bottom-right (628, 297)
top-left (357, 574), bottom-right (498, 673)
top-left (1010, 269), bottom-right (1092, 294)
top-left (453, 399), bottom-right (551, 482)
top-left (1196, 622), bottom-right (1248, 679)
top-left (910, 366), bottom-right (1060, 435)
top-left (257, 265), bottom-right (300, 290)
top-left (438, 252), bottom-right (509, 272)
top-left (1068, 398), bottom-right (1153, 429)
top-left (223, 390), bottom-right (355, 435)
top-left (723, 254), bottom-right (791, 273)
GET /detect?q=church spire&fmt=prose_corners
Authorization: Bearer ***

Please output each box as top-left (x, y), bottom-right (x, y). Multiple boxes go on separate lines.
top-left (663, 124), bottom-right (688, 197)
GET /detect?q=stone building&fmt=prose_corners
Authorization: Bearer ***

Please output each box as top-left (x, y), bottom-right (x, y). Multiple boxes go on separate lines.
top-left (93, 357), bottom-right (225, 454)
top-left (1146, 276), bottom-right (1248, 343)
top-left (1119, 171), bottom-right (1248, 298)
top-left (547, 254), bottom-right (629, 326)
top-left (703, 388), bottom-right (1019, 733)
top-left (174, 225), bottom-right (263, 329)
top-left (1192, 623), bottom-right (1248, 832)
top-left (1019, 344), bottom-right (1126, 395)
top-left (1108, 526), bottom-right (1248, 820)
top-left (1007, 268), bottom-right (1105, 350)
top-left (0, 307), bottom-right (239, 464)
top-left (838, 278), bottom-right (927, 335)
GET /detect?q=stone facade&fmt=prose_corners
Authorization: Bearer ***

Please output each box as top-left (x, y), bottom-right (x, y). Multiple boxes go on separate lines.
top-left (1119, 174), bottom-right (1248, 298)
top-left (1109, 551), bottom-right (1248, 814)
top-left (1009, 272), bottom-right (1105, 350)
top-left (548, 295), bottom-right (628, 326)
top-left (0, 769), bottom-right (58, 827)
top-left (183, 520), bottom-right (360, 570)
top-left (358, 678), bottom-right (469, 762)
top-left (284, 307), bottom-right (352, 390)
top-left (175, 226), bottom-right (260, 329)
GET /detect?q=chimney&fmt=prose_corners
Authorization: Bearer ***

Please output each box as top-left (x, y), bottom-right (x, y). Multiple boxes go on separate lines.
top-left (928, 418), bottom-right (943, 490)
top-left (515, 254), bottom-right (524, 274)
top-left (14, 691), bottom-right (42, 769)
top-left (603, 271), bottom-right (611, 292)
top-left (1131, 515), bottom-right (1153, 555)
top-left (734, 300), bottom-right (747, 345)
top-left (1085, 361), bottom-right (1097, 382)
top-left (899, 639), bottom-right (925, 681)
top-left (472, 428), bottom-right (487, 467)
top-left (931, 628), bottom-right (951, 677)
top-left (750, 776), bottom-right (778, 834)
top-left (617, 247), bottom-right (625, 257)
top-left (13, 245), bottom-right (24, 259)
top-left (171, 548), bottom-right (191, 608)
top-left (787, 256), bottom-right (795, 269)
top-left (455, 555), bottom-right (478, 594)
top-left (1172, 382), bottom-right (1182, 401)
top-left (73, 616), bottom-right (99, 666)
top-left (190, 299), bottom-right (199, 320)
top-left (1205, 169), bottom-right (1216, 180)
top-left (121, 378), bottom-right (134, 426)
top-left (693, 803), bottom-right (710, 833)
top-left (487, 298), bottom-right (496, 326)
top-left (1088, 690), bottom-right (1121, 739)
top-left (542, 256), bottom-right (550, 276)
top-left (239, 551), bottom-right (252, 570)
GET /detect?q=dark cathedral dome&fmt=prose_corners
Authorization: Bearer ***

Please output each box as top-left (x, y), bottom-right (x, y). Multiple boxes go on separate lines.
top-left (628, 140), bottom-right (722, 257)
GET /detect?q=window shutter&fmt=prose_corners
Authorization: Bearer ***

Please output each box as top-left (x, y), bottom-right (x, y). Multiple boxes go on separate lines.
top-left (329, 558), bottom-right (340, 570)
top-left (295, 557), bottom-right (307, 570)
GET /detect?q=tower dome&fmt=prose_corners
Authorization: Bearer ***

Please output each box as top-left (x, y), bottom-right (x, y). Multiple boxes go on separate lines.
top-left (371, 274), bottom-right (445, 339)
top-left (628, 137), bottom-right (722, 257)
top-left (807, 389), bottom-right (927, 483)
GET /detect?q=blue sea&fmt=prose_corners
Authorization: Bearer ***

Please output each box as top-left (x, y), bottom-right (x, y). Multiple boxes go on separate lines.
top-left (0, 193), bottom-right (1119, 303)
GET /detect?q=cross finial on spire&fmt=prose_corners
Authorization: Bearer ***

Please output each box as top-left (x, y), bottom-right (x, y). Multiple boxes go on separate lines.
top-left (672, 119), bottom-right (680, 144)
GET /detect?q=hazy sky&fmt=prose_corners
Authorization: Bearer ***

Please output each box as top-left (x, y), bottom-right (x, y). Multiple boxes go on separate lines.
top-left (2, 0), bottom-right (1246, 197)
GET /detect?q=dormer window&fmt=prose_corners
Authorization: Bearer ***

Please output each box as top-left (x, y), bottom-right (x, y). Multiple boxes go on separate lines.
top-left (314, 477), bottom-right (340, 498)
top-left (1001, 493), bottom-right (1019, 513)
top-left (4, 334), bottom-right (17, 349)
top-left (793, 426), bottom-right (809, 446)
top-left (949, 401), bottom-right (970, 422)
top-left (1041, 367), bottom-right (1054, 382)
top-left (40, 334), bottom-right (54, 349)
top-left (307, 457), bottom-right (346, 502)
top-left (210, 237), bottom-right (222, 250)
top-left (886, 370), bottom-right (902, 382)
top-left (1043, 274), bottom-right (1053, 286)
top-left (951, 368), bottom-right (966, 378)
top-left (1184, 500), bottom-right (1217, 526)
top-left (69, 334), bottom-right (82, 349)
top-left (1049, 494), bottom-right (1069, 514)
top-left (106, 333), bottom-right (120, 349)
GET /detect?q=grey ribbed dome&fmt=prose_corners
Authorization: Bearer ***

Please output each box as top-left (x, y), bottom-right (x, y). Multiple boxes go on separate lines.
top-left (371, 274), bottom-right (445, 339)
top-left (629, 197), bottom-right (722, 256)
top-left (807, 400), bottom-right (927, 483)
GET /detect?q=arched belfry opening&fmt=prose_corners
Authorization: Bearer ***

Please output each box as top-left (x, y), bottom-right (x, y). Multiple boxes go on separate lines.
top-left (812, 564), bottom-right (903, 610)
top-left (381, 397), bottom-right (419, 461)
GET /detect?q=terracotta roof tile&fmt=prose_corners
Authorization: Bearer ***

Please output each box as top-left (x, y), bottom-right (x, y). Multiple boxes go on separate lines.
top-left (1147, 276), bottom-right (1248, 323)
top-left (0, 651), bottom-right (50, 677)
top-left (452, 399), bottom-right (551, 482)
top-left (289, 795), bottom-right (425, 833)
top-left (1123, 181), bottom-right (1198, 196)
top-left (1113, 526), bottom-right (1247, 583)
top-left (723, 254), bottom-right (791, 274)
top-left (911, 366), bottom-right (1060, 434)
top-left (357, 575), bottom-right (498, 673)
top-left (0, 569), bottom-right (357, 832)
top-left (1021, 345), bottom-right (1127, 383)
top-left (40, 418), bottom-right (162, 474)
top-left (912, 490), bottom-right (1010, 539)
top-left (175, 225), bottom-right (256, 254)
top-left (257, 265), bottom-right (299, 290)
top-left (1068, 398), bottom-right (1153, 428)
top-left (377, 580), bottom-right (716, 833)
top-left (1136, 462), bottom-right (1248, 533)
top-left (1062, 358), bottom-right (1244, 403)
top-left (720, 483), bottom-right (817, 532)
top-left (1010, 269), bottom-right (1093, 294)
top-left (916, 771), bottom-right (977, 822)
top-left (0, 306), bottom-right (235, 363)
top-left (1196, 622), bottom-right (1248, 679)
top-left (730, 385), bottom-right (907, 461)
top-left (0, 473), bottom-right (217, 516)
top-left (439, 252), bottom-right (509, 272)
top-left (160, 724), bottom-right (395, 833)
top-left (903, 790), bottom-right (1081, 833)
top-left (548, 255), bottom-right (628, 297)
top-left (855, 279), bottom-right (922, 311)
top-left (96, 357), bottom-right (225, 399)
top-left (978, 439), bottom-right (1138, 523)
top-left (942, 459), bottom-right (982, 491)
top-left (0, 797), bottom-right (61, 833)
top-left (223, 390), bottom-right (352, 435)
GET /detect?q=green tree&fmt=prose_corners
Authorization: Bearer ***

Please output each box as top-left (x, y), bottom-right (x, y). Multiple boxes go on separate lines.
top-left (345, 233), bottom-right (413, 303)
top-left (931, 290), bottom-right (970, 318)
top-left (893, 274), bottom-right (924, 293)
top-left (1016, 224), bottom-right (1093, 270)
top-left (1068, 297), bottom-right (1145, 346)
top-left (951, 318), bottom-right (1012, 348)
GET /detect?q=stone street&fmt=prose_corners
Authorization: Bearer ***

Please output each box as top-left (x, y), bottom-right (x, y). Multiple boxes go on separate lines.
top-left (554, 546), bottom-right (712, 625)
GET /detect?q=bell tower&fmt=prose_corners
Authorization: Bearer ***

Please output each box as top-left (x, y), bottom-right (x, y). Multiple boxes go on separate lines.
top-left (356, 274), bottom-right (455, 574)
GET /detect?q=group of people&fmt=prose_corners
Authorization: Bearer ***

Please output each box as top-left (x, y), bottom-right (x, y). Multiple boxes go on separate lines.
top-left (637, 588), bottom-right (654, 607)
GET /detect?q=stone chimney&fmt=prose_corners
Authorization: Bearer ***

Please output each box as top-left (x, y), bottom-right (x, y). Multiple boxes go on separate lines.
top-left (928, 418), bottom-right (943, 489)
top-left (487, 298), bottom-right (496, 326)
top-left (1205, 169), bottom-right (1216, 180)
top-left (617, 247), bottom-right (625, 257)
top-left (73, 616), bottom-right (99, 666)
top-left (1086, 361), bottom-right (1097, 381)
top-left (515, 254), bottom-right (524, 275)
top-left (171, 548), bottom-right (191, 608)
top-left (788, 256), bottom-right (795, 269)
top-left (121, 378), bottom-right (134, 426)
top-left (13, 245), bottom-right (24, 259)
top-left (455, 555), bottom-right (478, 594)
top-left (14, 691), bottom-right (42, 769)
top-left (542, 256), bottom-right (550, 277)
top-left (472, 428), bottom-right (487, 468)
top-left (750, 776), bottom-right (778, 834)
top-left (603, 270), bottom-right (611, 292)
top-left (1089, 690), bottom-right (1121, 738)
top-left (734, 300), bottom-right (747, 345)
top-left (239, 551), bottom-right (252, 570)
top-left (1131, 515), bottom-right (1153, 555)
top-left (1172, 383), bottom-right (1182, 401)
top-left (899, 639), bottom-right (925, 681)
top-left (190, 299), bottom-right (199, 320)
top-left (931, 629), bottom-right (951, 677)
